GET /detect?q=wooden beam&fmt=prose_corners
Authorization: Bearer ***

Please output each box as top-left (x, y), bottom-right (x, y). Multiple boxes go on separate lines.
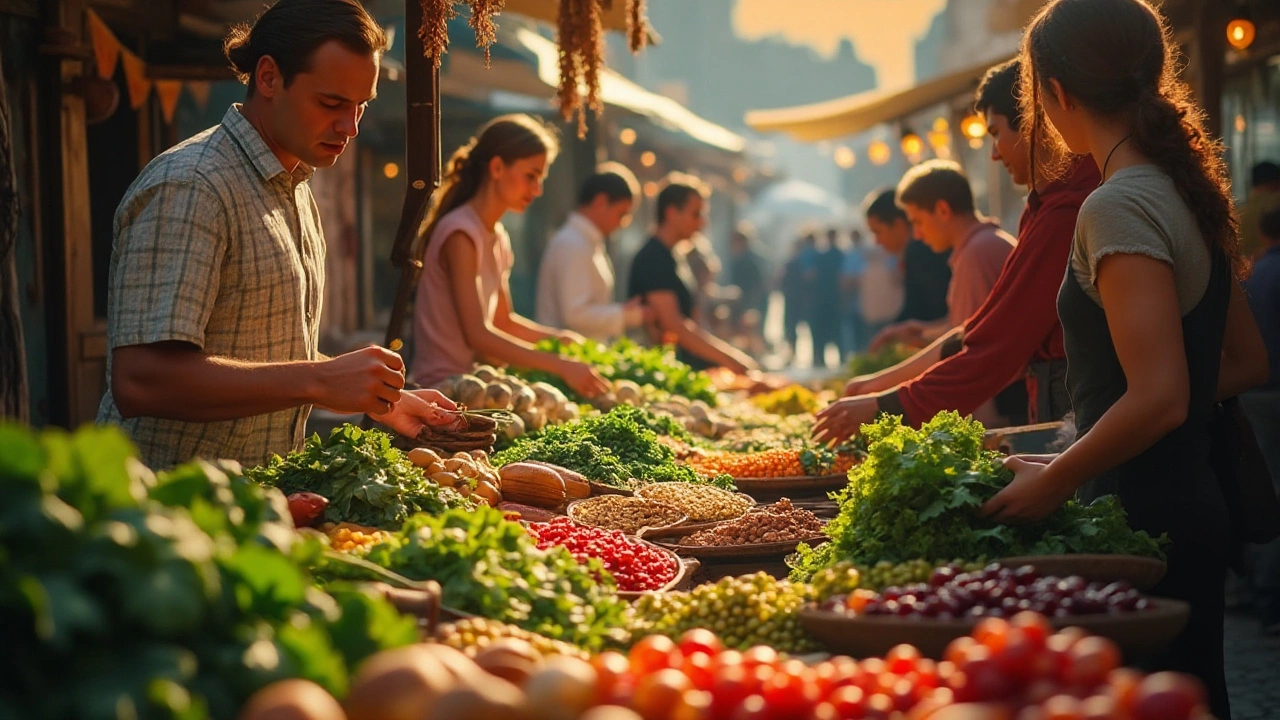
top-left (0, 0), bottom-right (38, 18)
top-left (145, 63), bottom-right (235, 81)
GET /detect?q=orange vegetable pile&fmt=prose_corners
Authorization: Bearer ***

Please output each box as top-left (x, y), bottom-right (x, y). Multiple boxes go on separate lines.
top-left (686, 449), bottom-right (857, 479)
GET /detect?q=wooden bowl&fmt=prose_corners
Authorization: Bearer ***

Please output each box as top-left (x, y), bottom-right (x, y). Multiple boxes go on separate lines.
top-left (615, 539), bottom-right (690, 601)
top-left (566, 497), bottom-right (688, 536)
top-left (634, 485), bottom-right (756, 525)
top-left (733, 473), bottom-right (850, 500)
top-left (996, 554), bottom-right (1167, 592)
top-left (799, 597), bottom-right (1189, 660)
top-left (640, 523), bottom-right (829, 561)
top-left (588, 480), bottom-right (635, 497)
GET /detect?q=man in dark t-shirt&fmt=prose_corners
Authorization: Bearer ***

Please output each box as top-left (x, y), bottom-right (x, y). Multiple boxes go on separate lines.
top-left (628, 173), bottom-right (756, 374)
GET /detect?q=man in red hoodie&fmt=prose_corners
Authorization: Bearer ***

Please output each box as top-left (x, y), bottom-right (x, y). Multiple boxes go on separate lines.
top-left (814, 59), bottom-right (1100, 443)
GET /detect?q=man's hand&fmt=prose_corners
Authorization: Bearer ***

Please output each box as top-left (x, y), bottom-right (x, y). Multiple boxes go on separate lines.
top-left (371, 388), bottom-right (458, 438)
top-left (312, 346), bottom-right (405, 416)
top-left (622, 297), bottom-right (653, 328)
top-left (812, 395), bottom-right (882, 446)
top-left (870, 320), bottom-right (923, 351)
top-left (557, 358), bottom-right (611, 398)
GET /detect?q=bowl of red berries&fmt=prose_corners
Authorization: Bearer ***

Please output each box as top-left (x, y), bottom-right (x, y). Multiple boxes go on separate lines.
top-left (801, 562), bottom-right (1189, 660)
top-left (524, 516), bottom-right (692, 599)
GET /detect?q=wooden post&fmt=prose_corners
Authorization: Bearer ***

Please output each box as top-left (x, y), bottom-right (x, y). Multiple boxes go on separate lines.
top-left (383, 0), bottom-right (442, 349)
top-left (38, 0), bottom-right (96, 427)
top-left (1194, 0), bottom-right (1227, 139)
top-left (0, 46), bottom-right (30, 421)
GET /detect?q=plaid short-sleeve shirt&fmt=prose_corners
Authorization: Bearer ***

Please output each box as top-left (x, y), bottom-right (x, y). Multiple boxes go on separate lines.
top-left (97, 105), bottom-right (326, 470)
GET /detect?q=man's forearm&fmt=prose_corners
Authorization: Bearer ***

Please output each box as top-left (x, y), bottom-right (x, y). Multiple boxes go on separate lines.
top-left (111, 346), bottom-right (318, 421)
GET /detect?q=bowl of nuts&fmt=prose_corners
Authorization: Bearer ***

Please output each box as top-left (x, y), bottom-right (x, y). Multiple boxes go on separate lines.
top-left (566, 495), bottom-right (688, 536)
top-left (641, 498), bottom-right (829, 560)
top-left (635, 483), bottom-right (755, 527)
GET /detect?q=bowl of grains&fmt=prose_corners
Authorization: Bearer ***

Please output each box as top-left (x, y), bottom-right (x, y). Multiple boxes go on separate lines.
top-left (635, 483), bottom-right (755, 526)
top-left (640, 498), bottom-right (829, 560)
top-left (566, 495), bottom-right (687, 536)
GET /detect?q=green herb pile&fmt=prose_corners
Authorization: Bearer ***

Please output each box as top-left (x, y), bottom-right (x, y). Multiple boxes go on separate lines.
top-left (319, 507), bottom-right (630, 651)
top-left (247, 424), bottom-right (472, 529)
top-left (514, 338), bottom-right (718, 405)
top-left (492, 405), bottom-right (733, 490)
top-left (847, 343), bottom-right (915, 376)
top-left (0, 424), bottom-right (418, 720)
top-left (789, 412), bottom-right (1165, 581)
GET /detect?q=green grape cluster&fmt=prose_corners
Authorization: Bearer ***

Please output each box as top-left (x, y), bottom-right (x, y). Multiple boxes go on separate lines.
top-left (808, 562), bottom-right (863, 602)
top-left (858, 558), bottom-right (986, 591)
top-left (630, 572), bottom-right (818, 653)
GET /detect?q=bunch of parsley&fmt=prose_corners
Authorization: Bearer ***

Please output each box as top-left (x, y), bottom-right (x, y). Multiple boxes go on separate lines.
top-left (248, 425), bottom-right (472, 529)
top-left (790, 412), bottom-right (1164, 580)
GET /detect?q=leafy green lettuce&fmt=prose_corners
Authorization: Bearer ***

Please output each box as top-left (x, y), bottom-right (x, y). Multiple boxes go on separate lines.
top-left (789, 413), bottom-right (1165, 580)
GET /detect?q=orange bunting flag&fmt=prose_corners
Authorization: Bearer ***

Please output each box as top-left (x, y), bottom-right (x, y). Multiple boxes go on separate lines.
top-left (186, 81), bottom-right (211, 111)
top-left (155, 80), bottom-right (182, 123)
top-left (86, 9), bottom-right (121, 80)
top-left (119, 48), bottom-right (151, 109)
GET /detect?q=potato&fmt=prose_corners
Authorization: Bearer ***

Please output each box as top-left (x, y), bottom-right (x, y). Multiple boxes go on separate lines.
top-left (238, 679), bottom-right (346, 720)
top-left (524, 657), bottom-right (598, 720)
top-left (407, 448), bottom-right (441, 468)
top-left (430, 471), bottom-right (460, 488)
top-left (344, 646), bottom-right (456, 720)
top-left (474, 638), bottom-right (540, 686)
top-left (473, 480), bottom-right (502, 507)
top-left (425, 461), bottom-right (446, 475)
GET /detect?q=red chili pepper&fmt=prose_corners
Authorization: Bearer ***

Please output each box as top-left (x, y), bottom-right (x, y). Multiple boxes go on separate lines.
top-left (286, 492), bottom-right (329, 528)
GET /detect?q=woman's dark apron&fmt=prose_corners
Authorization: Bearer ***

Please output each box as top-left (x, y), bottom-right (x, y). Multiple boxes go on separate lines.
top-left (1059, 253), bottom-right (1232, 720)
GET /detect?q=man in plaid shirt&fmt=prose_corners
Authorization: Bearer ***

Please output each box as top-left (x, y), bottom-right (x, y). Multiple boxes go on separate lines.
top-left (98, 0), bottom-right (454, 469)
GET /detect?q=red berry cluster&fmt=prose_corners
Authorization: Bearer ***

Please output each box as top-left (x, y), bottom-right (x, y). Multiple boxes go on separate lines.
top-left (527, 517), bottom-right (677, 592)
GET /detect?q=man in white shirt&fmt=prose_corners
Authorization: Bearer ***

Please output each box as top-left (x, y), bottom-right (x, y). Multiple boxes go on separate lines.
top-left (536, 163), bottom-right (649, 341)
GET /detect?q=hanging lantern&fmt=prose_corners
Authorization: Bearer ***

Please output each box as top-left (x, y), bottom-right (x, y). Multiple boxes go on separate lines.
top-left (868, 140), bottom-right (892, 166)
top-left (961, 113), bottom-right (987, 141)
top-left (640, 151), bottom-right (657, 167)
top-left (1227, 7), bottom-right (1256, 51)
top-left (901, 132), bottom-right (925, 158)
top-left (834, 146), bottom-right (856, 169)
top-left (932, 117), bottom-right (950, 133)
top-left (620, 128), bottom-right (637, 145)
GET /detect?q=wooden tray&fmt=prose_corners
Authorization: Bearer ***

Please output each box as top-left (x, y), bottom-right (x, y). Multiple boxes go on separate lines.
top-left (639, 523), bottom-right (828, 561)
top-left (799, 597), bottom-right (1189, 661)
top-left (996, 554), bottom-right (1167, 592)
top-left (566, 497), bottom-right (688, 536)
top-left (732, 473), bottom-right (850, 499)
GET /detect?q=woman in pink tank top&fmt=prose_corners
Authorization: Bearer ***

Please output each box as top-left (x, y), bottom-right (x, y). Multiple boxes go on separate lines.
top-left (411, 114), bottom-right (610, 399)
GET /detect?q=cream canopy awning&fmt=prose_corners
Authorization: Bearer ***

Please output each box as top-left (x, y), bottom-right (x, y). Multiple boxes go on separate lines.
top-left (504, 0), bottom-right (637, 33)
top-left (743, 55), bottom-right (1014, 142)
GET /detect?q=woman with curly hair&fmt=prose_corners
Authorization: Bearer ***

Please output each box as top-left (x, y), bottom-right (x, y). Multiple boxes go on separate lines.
top-left (979, 0), bottom-right (1268, 713)
top-left (410, 114), bottom-right (609, 397)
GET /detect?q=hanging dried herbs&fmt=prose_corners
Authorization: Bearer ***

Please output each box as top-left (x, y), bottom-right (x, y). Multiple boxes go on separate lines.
top-left (418, 0), bottom-right (651, 137)
top-left (418, 0), bottom-right (458, 69)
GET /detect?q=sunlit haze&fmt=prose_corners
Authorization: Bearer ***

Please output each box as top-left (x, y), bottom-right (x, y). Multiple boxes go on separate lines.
top-left (734, 0), bottom-right (949, 88)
